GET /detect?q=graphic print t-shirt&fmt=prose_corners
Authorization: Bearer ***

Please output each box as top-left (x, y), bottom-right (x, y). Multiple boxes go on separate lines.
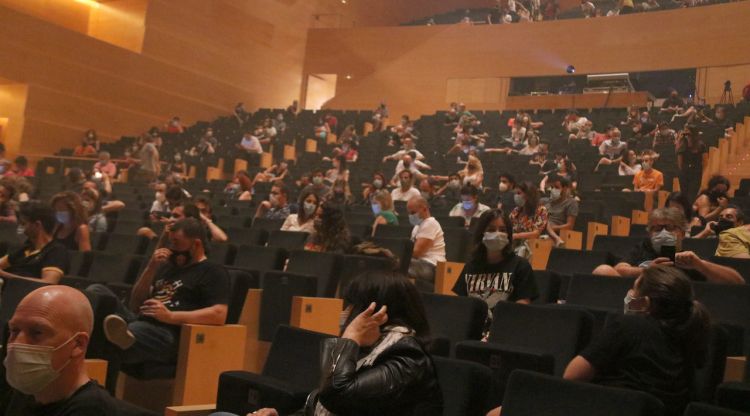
top-left (452, 254), bottom-right (539, 309)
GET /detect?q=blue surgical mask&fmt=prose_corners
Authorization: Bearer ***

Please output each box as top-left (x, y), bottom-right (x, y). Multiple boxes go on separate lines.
top-left (409, 213), bottom-right (423, 227)
top-left (371, 203), bottom-right (382, 216)
top-left (55, 211), bottom-right (71, 225)
top-left (462, 200), bottom-right (475, 211)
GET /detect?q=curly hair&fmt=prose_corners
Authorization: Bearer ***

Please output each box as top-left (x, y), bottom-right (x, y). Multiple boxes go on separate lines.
top-left (50, 191), bottom-right (87, 227)
top-left (312, 202), bottom-right (350, 253)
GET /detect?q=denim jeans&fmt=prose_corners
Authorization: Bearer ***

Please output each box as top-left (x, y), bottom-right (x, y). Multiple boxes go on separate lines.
top-left (86, 283), bottom-right (179, 366)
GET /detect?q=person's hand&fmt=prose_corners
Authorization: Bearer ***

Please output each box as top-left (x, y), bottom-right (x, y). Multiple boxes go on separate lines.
top-left (675, 251), bottom-right (702, 270)
top-left (140, 299), bottom-right (173, 324)
top-left (342, 302), bottom-right (388, 347)
top-left (150, 248), bottom-right (172, 267)
top-left (704, 221), bottom-right (717, 235)
top-left (259, 201), bottom-right (272, 211)
top-left (248, 409), bottom-right (279, 416)
top-left (650, 257), bottom-right (674, 267)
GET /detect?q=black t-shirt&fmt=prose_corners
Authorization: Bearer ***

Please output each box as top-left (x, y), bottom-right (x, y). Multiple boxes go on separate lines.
top-left (5, 381), bottom-right (156, 416)
top-left (144, 260), bottom-right (230, 328)
top-left (623, 239), bottom-right (706, 282)
top-left (4, 240), bottom-right (69, 278)
top-left (581, 315), bottom-right (696, 416)
top-left (496, 191), bottom-right (517, 212)
top-left (453, 254), bottom-right (539, 309)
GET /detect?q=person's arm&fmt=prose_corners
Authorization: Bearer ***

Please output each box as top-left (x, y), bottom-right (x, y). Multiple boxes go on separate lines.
top-left (693, 222), bottom-right (716, 239)
top-left (412, 238), bottom-right (434, 259)
top-left (677, 153), bottom-right (684, 171)
top-left (675, 251), bottom-right (744, 284)
top-left (0, 270), bottom-right (63, 285)
top-left (203, 216), bottom-right (228, 242)
top-left (613, 262), bottom-right (645, 277)
top-left (77, 225), bottom-right (92, 252)
top-left (563, 356), bottom-right (596, 381)
top-left (102, 200), bottom-right (125, 214)
top-left (129, 248), bottom-right (170, 312)
top-left (371, 216), bottom-right (387, 237)
top-left (551, 215), bottom-right (576, 232)
top-left (140, 301), bottom-right (227, 326)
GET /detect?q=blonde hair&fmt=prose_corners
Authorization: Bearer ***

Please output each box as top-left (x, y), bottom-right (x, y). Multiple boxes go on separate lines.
top-left (372, 190), bottom-right (394, 211)
top-left (465, 155), bottom-right (483, 174)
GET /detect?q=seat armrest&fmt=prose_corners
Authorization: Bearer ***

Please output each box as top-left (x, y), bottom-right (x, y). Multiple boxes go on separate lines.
top-left (164, 404), bottom-right (216, 416)
top-left (217, 371), bottom-right (309, 416)
top-left (173, 324), bottom-right (247, 406)
top-left (290, 296), bottom-right (342, 336)
top-left (435, 261), bottom-right (465, 295)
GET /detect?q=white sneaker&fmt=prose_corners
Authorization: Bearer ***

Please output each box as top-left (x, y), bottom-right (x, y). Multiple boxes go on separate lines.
top-left (103, 315), bottom-right (136, 350)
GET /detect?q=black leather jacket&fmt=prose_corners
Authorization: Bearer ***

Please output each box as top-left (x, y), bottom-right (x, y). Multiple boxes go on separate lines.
top-left (314, 336), bottom-right (443, 416)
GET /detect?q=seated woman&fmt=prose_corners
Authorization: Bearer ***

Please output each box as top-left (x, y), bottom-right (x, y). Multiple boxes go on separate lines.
top-left (361, 172), bottom-right (387, 203)
top-left (80, 188), bottom-right (108, 233)
top-left (305, 202), bottom-right (351, 253)
top-left (370, 190), bottom-right (399, 237)
top-left (592, 207), bottom-right (743, 284)
top-left (618, 149), bottom-right (641, 176)
top-left (281, 190), bottom-right (319, 233)
top-left (325, 155), bottom-right (350, 186)
top-left (692, 175), bottom-right (730, 223)
top-left (454, 209), bottom-right (538, 336)
top-left (509, 181), bottom-right (548, 259)
top-left (50, 191), bottom-right (92, 251)
top-left (254, 160), bottom-right (290, 183)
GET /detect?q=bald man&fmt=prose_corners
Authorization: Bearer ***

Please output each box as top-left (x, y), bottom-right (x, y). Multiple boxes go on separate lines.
top-left (407, 196), bottom-right (446, 291)
top-left (3, 286), bottom-right (155, 415)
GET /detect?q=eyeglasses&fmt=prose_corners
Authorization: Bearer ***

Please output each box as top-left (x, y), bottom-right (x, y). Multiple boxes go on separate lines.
top-left (649, 224), bottom-right (678, 232)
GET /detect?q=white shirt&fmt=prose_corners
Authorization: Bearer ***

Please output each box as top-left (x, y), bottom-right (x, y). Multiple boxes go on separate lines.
top-left (619, 163), bottom-right (642, 176)
top-left (411, 217), bottom-right (446, 266)
top-left (449, 203), bottom-right (491, 226)
top-left (240, 135), bottom-right (263, 154)
top-left (391, 187), bottom-right (421, 202)
top-left (387, 149), bottom-right (424, 160)
top-left (599, 139), bottom-right (627, 158)
top-left (281, 214), bottom-right (315, 233)
top-left (393, 160), bottom-right (429, 179)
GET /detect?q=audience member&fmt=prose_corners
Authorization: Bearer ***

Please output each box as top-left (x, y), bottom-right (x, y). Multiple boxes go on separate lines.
top-left (694, 205), bottom-right (743, 239)
top-left (618, 149), bottom-right (641, 176)
top-left (496, 172), bottom-right (517, 212)
top-left (81, 188), bottom-right (107, 233)
top-left (3, 286), bottom-right (155, 415)
top-left (0, 182), bottom-right (18, 223)
top-left (391, 170), bottom-right (421, 202)
top-left (6, 156), bottom-right (34, 178)
top-left (305, 202), bottom-right (351, 253)
top-left (693, 175), bottom-right (730, 223)
top-left (449, 185), bottom-right (490, 227)
top-left (362, 172), bottom-right (387, 203)
top-left (632, 152), bottom-right (663, 192)
top-left (370, 189), bottom-right (399, 237)
top-left (676, 126), bottom-right (707, 200)
top-left (598, 127), bottom-right (627, 161)
top-left (509, 181), bottom-right (548, 259)
top-left (50, 191), bottom-right (92, 252)
top-left (660, 89), bottom-right (685, 115)
top-left (137, 135), bottom-right (160, 182)
top-left (73, 139), bottom-right (97, 157)
top-left (325, 155), bottom-right (350, 186)
top-left (237, 127), bottom-right (264, 155)
top-left (93, 151), bottom-right (117, 179)
top-left (407, 196), bottom-right (446, 291)
top-left (544, 176), bottom-right (578, 247)
top-left (254, 183), bottom-right (291, 220)
top-left (714, 209), bottom-right (750, 259)
top-left (0, 202), bottom-right (68, 283)
top-left (302, 170), bottom-right (331, 200)
top-left (592, 208), bottom-right (743, 284)
top-left (281, 190), bottom-right (319, 233)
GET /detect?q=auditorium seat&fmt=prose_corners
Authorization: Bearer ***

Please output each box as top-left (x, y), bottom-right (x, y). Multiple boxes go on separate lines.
top-left (233, 245), bottom-right (287, 272)
top-left (500, 370), bottom-right (665, 416)
top-left (98, 233), bottom-right (149, 255)
top-left (370, 237), bottom-right (414, 274)
top-left (215, 326), bottom-right (335, 415)
top-left (373, 224), bottom-right (414, 239)
top-left (225, 268), bottom-right (261, 324)
top-left (0, 278), bottom-right (49, 340)
top-left (592, 235), bottom-right (642, 258)
top-left (434, 357), bottom-right (493, 416)
top-left (286, 250), bottom-right (342, 297)
top-left (251, 218), bottom-right (286, 234)
top-left (226, 227), bottom-right (268, 246)
top-left (113, 219), bottom-right (147, 235)
top-left (444, 227), bottom-right (473, 263)
top-left (546, 249), bottom-right (613, 276)
top-left (435, 216), bottom-right (466, 229)
top-left (216, 214), bottom-right (250, 229)
top-left (267, 230), bottom-right (309, 250)
top-left (337, 254), bottom-right (398, 293)
top-left (692, 282), bottom-right (750, 355)
top-left (683, 238), bottom-right (720, 259)
top-left (532, 270), bottom-right (562, 304)
top-left (716, 381), bottom-right (750, 414)
top-left (68, 250), bottom-right (92, 277)
top-left (258, 271), bottom-right (318, 342)
top-left (693, 325), bottom-right (729, 403)
top-left (683, 402), bottom-right (748, 416)
top-left (455, 303), bottom-right (593, 405)
top-left (709, 256), bottom-right (750, 283)
top-left (565, 274), bottom-right (636, 310)
top-left (207, 241), bottom-right (238, 265)
top-left (422, 293), bottom-right (487, 357)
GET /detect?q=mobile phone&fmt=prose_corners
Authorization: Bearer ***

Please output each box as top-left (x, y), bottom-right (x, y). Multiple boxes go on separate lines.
top-left (660, 245), bottom-right (676, 262)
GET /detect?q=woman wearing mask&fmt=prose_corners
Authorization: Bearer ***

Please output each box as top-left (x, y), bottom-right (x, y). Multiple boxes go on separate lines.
top-left (326, 156), bottom-right (350, 186)
top-left (362, 172), bottom-right (387, 203)
top-left (50, 191), bottom-right (92, 251)
top-left (305, 203), bottom-right (351, 254)
top-left (693, 176), bottom-right (729, 224)
top-left (281, 190), bottom-right (319, 233)
top-left (453, 209), bottom-right (538, 336)
top-left (460, 155), bottom-right (484, 188)
top-left (509, 181), bottom-right (548, 259)
top-left (496, 173), bottom-right (517, 212)
top-left (371, 190), bottom-right (399, 237)
top-left (81, 188), bottom-right (107, 233)
top-left (618, 149), bottom-right (642, 176)
top-left (169, 153), bottom-right (187, 178)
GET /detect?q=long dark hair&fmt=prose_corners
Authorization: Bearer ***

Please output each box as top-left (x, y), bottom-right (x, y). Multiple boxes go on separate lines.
top-left (313, 202), bottom-right (350, 253)
top-left (343, 270), bottom-right (431, 346)
top-left (516, 181), bottom-right (540, 217)
top-left (638, 265), bottom-right (710, 365)
top-left (666, 192), bottom-right (693, 223)
top-left (471, 209), bottom-right (514, 263)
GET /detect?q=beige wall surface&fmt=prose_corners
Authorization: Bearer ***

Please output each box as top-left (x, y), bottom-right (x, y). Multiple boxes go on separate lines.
top-left (304, 1), bottom-right (750, 118)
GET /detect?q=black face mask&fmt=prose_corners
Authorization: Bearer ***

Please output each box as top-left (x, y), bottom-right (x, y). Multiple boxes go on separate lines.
top-left (170, 249), bottom-right (193, 268)
top-left (712, 218), bottom-right (736, 234)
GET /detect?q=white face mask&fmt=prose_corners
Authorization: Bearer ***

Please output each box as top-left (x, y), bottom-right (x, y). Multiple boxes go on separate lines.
top-left (650, 229), bottom-right (677, 252)
top-left (499, 183), bottom-right (509, 192)
top-left (4, 333), bottom-right (79, 395)
top-left (303, 202), bottom-right (317, 216)
top-left (549, 188), bottom-right (562, 201)
top-left (483, 231), bottom-right (509, 253)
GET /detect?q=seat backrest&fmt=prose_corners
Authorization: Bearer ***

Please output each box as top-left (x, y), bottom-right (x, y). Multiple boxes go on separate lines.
top-left (233, 245), bottom-right (287, 271)
top-left (101, 233), bottom-right (148, 255)
top-left (433, 356), bottom-right (492, 416)
top-left (501, 370), bottom-right (664, 416)
top-left (0, 278), bottom-right (49, 342)
top-left (694, 325), bottom-right (729, 403)
top-left (435, 216), bottom-right (466, 229)
top-left (373, 224), bottom-right (414, 239)
top-left (225, 268), bottom-right (261, 324)
top-left (547, 248), bottom-right (612, 276)
top-left (565, 274), bottom-right (636, 310)
top-left (113, 220), bottom-right (145, 235)
top-left (532, 271), bottom-right (561, 304)
top-left (592, 235), bottom-right (642, 259)
top-left (87, 252), bottom-right (143, 284)
top-left (444, 227), bottom-right (473, 263)
top-left (683, 238), bottom-right (720, 259)
top-left (207, 242), bottom-right (238, 265)
top-left (226, 227), bottom-right (268, 246)
top-left (370, 237), bottom-right (414, 274)
top-left (709, 256), bottom-right (750, 283)
top-left (692, 282), bottom-right (750, 355)
top-left (68, 250), bottom-right (92, 277)
top-left (338, 254), bottom-right (397, 295)
top-left (683, 402), bottom-right (748, 416)
top-left (286, 250), bottom-right (342, 297)
top-left (488, 303), bottom-right (593, 376)
top-left (267, 230), bottom-right (310, 251)
top-left (251, 218), bottom-right (286, 234)
top-left (262, 325), bottom-right (335, 391)
top-left (422, 293), bottom-right (487, 348)
top-left (259, 271), bottom-right (318, 342)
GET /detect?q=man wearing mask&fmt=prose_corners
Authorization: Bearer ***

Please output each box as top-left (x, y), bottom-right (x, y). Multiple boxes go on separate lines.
top-left (449, 185), bottom-right (490, 227)
top-left (496, 173), bottom-right (517, 211)
top-left (633, 153), bottom-right (663, 192)
top-left (255, 183), bottom-right (291, 220)
top-left (93, 218), bottom-right (230, 370)
top-left (0, 202), bottom-right (68, 284)
top-left (592, 208), bottom-right (743, 284)
top-left (390, 154), bottom-right (430, 185)
top-left (391, 170), bottom-right (421, 202)
top-left (694, 205), bottom-right (744, 239)
top-left (598, 128), bottom-right (627, 159)
top-left (407, 196), bottom-right (446, 291)
top-left (544, 176), bottom-right (578, 247)
top-left (715, 207), bottom-right (750, 259)
top-left (3, 286), bottom-right (155, 415)
top-left (302, 171), bottom-right (331, 200)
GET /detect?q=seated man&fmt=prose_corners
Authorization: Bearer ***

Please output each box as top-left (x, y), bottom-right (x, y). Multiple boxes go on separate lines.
top-left (693, 205), bottom-right (744, 239)
top-left (236, 127), bottom-right (264, 155)
top-left (449, 185), bottom-right (490, 227)
top-left (592, 207), bottom-right (743, 284)
top-left (4, 285), bottom-right (155, 415)
top-left (391, 170), bottom-right (421, 202)
top-left (407, 196), bottom-right (446, 291)
top-left (632, 153), bottom-right (663, 192)
top-left (254, 182), bottom-right (291, 220)
top-left (545, 176), bottom-right (578, 247)
top-left (715, 208), bottom-right (750, 259)
top-left (0, 202), bottom-right (68, 284)
top-left (301, 170), bottom-right (331, 200)
top-left (93, 218), bottom-right (229, 369)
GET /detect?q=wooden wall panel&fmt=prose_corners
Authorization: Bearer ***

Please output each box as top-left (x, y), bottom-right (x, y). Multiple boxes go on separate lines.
top-left (697, 64), bottom-right (750, 105)
top-left (304, 2), bottom-right (750, 118)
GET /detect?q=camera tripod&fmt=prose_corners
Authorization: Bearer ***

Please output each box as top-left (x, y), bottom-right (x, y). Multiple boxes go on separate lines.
top-left (720, 81), bottom-right (734, 105)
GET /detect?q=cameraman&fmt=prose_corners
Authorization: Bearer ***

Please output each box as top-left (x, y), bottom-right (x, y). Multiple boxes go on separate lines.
top-left (693, 175), bottom-right (731, 223)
